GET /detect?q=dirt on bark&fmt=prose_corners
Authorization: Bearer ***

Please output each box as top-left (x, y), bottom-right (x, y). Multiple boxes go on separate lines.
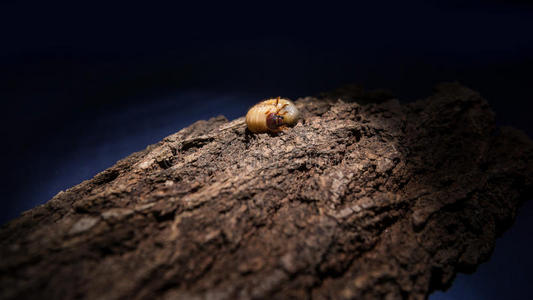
top-left (1, 83), bottom-right (532, 299)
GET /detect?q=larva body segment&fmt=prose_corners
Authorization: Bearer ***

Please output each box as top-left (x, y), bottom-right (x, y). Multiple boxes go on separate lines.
top-left (245, 98), bottom-right (300, 133)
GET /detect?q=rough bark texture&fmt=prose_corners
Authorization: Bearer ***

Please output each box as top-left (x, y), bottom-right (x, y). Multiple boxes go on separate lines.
top-left (1, 83), bottom-right (532, 300)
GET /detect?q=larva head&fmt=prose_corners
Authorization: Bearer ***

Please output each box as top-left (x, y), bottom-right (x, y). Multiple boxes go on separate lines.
top-left (266, 113), bottom-right (285, 131)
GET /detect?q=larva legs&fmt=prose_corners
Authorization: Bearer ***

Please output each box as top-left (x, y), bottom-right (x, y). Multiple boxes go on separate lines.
top-left (264, 101), bottom-right (288, 116)
top-left (276, 104), bottom-right (288, 115)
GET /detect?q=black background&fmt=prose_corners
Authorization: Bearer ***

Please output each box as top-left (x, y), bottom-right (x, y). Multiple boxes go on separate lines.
top-left (1, 1), bottom-right (532, 299)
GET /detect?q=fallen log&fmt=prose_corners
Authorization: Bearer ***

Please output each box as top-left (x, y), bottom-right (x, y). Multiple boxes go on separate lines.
top-left (1, 83), bottom-right (532, 299)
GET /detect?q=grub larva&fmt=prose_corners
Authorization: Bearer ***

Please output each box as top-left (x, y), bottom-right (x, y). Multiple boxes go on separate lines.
top-left (245, 97), bottom-right (300, 133)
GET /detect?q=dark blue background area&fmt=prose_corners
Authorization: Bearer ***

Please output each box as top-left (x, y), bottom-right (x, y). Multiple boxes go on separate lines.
top-left (1, 1), bottom-right (532, 299)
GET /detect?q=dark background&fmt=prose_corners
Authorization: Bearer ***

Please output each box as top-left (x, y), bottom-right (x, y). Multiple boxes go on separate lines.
top-left (1, 1), bottom-right (532, 299)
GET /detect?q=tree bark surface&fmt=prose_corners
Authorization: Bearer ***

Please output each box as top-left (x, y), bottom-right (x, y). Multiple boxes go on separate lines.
top-left (1, 83), bottom-right (532, 300)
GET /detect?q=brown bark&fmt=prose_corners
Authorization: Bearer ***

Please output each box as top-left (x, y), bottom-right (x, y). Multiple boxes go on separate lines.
top-left (1, 83), bottom-right (532, 300)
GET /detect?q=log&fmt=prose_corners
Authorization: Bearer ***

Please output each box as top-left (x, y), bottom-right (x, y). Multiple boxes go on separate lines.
top-left (1, 83), bottom-right (532, 300)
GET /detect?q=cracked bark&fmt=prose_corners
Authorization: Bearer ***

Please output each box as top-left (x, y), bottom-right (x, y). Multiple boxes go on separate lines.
top-left (1, 83), bottom-right (532, 300)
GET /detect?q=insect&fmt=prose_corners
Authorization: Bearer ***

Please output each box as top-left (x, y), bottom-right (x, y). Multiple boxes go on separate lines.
top-left (245, 97), bottom-right (300, 133)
